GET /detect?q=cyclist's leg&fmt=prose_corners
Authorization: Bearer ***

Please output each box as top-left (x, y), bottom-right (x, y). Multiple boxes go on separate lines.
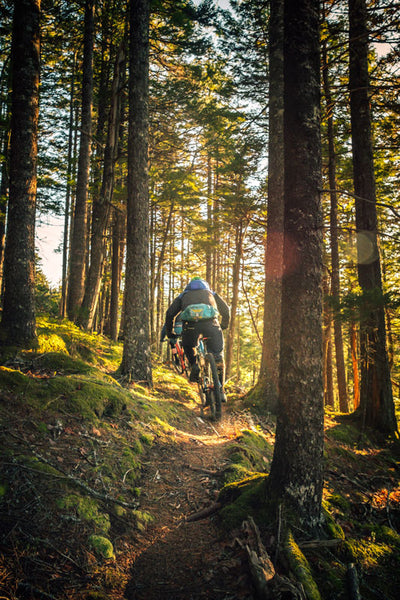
top-left (201, 322), bottom-right (226, 401)
top-left (182, 322), bottom-right (200, 381)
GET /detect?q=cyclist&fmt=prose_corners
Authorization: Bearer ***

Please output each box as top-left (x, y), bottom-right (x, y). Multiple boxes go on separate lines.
top-left (160, 316), bottom-right (184, 370)
top-left (165, 277), bottom-right (230, 400)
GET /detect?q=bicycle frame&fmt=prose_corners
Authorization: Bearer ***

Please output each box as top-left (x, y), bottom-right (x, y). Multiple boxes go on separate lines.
top-left (195, 336), bottom-right (222, 421)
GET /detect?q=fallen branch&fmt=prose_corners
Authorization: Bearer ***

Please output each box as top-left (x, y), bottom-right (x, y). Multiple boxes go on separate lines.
top-left (299, 539), bottom-right (342, 550)
top-left (185, 501), bottom-right (221, 522)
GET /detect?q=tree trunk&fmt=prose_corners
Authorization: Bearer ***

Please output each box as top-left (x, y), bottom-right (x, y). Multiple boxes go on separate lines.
top-left (322, 36), bottom-right (348, 412)
top-left (267, 0), bottom-right (324, 531)
top-left (109, 208), bottom-right (125, 342)
top-left (323, 274), bottom-right (335, 408)
top-left (67, 0), bottom-right (94, 321)
top-left (0, 0), bottom-right (40, 346)
top-left (78, 43), bottom-right (125, 330)
top-left (258, 0), bottom-right (284, 414)
top-left (120, 0), bottom-right (152, 386)
top-left (350, 319), bottom-right (360, 410)
top-left (225, 219), bottom-right (247, 379)
top-left (348, 0), bottom-right (396, 435)
top-left (60, 51), bottom-right (77, 318)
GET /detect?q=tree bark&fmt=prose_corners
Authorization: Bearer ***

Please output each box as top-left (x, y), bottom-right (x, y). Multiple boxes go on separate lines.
top-left (66, 0), bottom-right (94, 321)
top-left (120, 0), bottom-right (152, 386)
top-left (109, 208), bottom-right (125, 342)
top-left (0, 0), bottom-right (40, 346)
top-left (258, 0), bottom-right (284, 414)
top-left (348, 0), bottom-right (397, 435)
top-left (60, 51), bottom-right (77, 318)
top-left (267, 0), bottom-right (324, 531)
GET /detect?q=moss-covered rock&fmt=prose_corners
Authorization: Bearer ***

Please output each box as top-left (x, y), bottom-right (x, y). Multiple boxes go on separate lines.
top-left (88, 535), bottom-right (115, 560)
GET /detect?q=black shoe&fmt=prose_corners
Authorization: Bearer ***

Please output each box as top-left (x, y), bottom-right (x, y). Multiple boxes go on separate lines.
top-left (189, 364), bottom-right (200, 382)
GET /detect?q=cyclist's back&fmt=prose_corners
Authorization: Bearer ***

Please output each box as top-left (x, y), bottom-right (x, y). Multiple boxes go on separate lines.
top-left (165, 278), bottom-right (230, 397)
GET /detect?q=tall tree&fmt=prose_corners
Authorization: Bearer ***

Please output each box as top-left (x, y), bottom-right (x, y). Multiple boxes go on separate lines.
top-left (0, 0), bottom-right (40, 345)
top-left (258, 0), bottom-right (284, 413)
top-left (119, 0), bottom-right (152, 385)
top-left (348, 0), bottom-right (397, 435)
top-left (66, 0), bottom-right (94, 320)
top-left (267, 0), bottom-right (324, 530)
top-left (321, 32), bottom-right (348, 412)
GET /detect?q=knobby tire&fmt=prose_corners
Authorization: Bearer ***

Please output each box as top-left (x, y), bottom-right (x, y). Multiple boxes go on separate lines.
top-left (205, 353), bottom-right (222, 421)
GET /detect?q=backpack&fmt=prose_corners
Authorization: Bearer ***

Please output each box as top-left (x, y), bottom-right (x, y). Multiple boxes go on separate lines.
top-left (179, 303), bottom-right (219, 322)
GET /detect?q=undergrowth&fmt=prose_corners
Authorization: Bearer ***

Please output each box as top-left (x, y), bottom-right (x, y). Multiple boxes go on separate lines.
top-left (0, 316), bottom-right (399, 599)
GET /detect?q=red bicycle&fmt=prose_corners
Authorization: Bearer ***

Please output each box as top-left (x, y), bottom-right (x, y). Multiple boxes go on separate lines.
top-left (168, 338), bottom-right (189, 377)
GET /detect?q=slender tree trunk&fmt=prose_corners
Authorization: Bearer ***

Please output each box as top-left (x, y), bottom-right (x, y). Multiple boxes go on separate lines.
top-left (322, 37), bottom-right (348, 412)
top-left (67, 0), bottom-right (94, 320)
top-left (225, 219), bottom-right (247, 379)
top-left (78, 43), bottom-right (126, 330)
top-left (120, 0), bottom-right (152, 385)
top-left (267, 0), bottom-right (324, 531)
top-left (109, 208), bottom-right (125, 342)
top-left (323, 274), bottom-right (335, 408)
top-left (258, 0), bottom-right (284, 413)
top-left (60, 51), bottom-right (77, 318)
top-left (348, 0), bottom-right (396, 435)
top-left (0, 0), bottom-right (40, 346)
top-left (350, 319), bottom-right (360, 410)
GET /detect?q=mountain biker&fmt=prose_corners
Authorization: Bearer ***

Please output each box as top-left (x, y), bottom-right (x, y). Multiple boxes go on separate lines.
top-left (165, 277), bottom-right (230, 400)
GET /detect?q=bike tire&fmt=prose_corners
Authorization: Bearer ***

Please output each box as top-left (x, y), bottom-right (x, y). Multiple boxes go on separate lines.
top-left (205, 353), bottom-right (222, 421)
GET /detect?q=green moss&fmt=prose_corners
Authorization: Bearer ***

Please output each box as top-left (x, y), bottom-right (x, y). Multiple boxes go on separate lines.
top-left (376, 526), bottom-right (400, 548)
top-left (326, 493), bottom-right (351, 513)
top-left (226, 428), bottom-right (273, 475)
top-left (344, 538), bottom-right (392, 568)
top-left (88, 535), bottom-right (115, 560)
top-left (285, 531), bottom-right (322, 600)
top-left (58, 494), bottom-right (111, 534)
top-left (132, 510), bottom-right (154, 532)
top-left (139, 432), bottom-right (154, 446)
top-left (0, 483), bottom-right (8, 499)
top-left (218, 474), bottom-right (268, 529)
top-left (326, 423), bottom-right (359, 445)
top-left (322, 506), bottom-right (345, 540)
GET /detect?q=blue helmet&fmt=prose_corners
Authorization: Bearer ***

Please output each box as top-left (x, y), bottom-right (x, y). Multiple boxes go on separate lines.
top-left (185, 277), bottom-right (210, 291)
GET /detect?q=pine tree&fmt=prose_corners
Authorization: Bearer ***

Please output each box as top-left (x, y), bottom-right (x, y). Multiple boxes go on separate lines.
top-left (0, 0), bottom-right (40, 345)
top-left (267, 0), bottom-right (324, 530)
top-left (119, 0), bottom-right (152, 386)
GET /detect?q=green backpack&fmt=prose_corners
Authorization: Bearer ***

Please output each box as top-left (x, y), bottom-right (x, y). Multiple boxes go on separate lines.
top-left (180, 303), bottom-right (219, 322)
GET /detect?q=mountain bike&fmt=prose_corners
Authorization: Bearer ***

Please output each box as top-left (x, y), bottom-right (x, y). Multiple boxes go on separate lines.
top-left (165, 337), bottom-right (189, 377)
top-left (195, 336), bottom-right (222, 421)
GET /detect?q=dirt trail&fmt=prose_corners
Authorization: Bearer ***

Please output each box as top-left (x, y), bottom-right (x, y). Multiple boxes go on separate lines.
top-left (124, 411), bottom-right (256, 600)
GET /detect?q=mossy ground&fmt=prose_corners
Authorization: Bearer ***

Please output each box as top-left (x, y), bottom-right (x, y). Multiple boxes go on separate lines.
top-left (1, 317), bottom-right (399, 599)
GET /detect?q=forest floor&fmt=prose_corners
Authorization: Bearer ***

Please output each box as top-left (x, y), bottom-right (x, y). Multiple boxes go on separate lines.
top-left (1, 319), bottom-right (400, 600)
top-left (123, 407), bottom-right (263, 600)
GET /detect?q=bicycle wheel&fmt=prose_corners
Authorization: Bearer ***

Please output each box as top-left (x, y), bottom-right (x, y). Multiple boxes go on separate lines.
top-left (205, 353), bottom-right (222, 421)
top-left (196, 358), bottom-right (207, 416)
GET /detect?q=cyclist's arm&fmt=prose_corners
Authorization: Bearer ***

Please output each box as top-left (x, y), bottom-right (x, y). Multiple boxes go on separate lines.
top-left (165, 296), bottom-right (182, 338)
top-left (214, 293), bottom-right (230, 330)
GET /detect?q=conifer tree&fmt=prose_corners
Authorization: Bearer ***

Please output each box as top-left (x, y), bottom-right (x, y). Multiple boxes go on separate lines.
top-left (348, 0), bottom-right (397, 435)
top-left (267, 0), bottom-right (324, 530)
top-left (119, 0), bottom-right (152, 386)
top-left (0, 0), bottom-right (40, 345)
